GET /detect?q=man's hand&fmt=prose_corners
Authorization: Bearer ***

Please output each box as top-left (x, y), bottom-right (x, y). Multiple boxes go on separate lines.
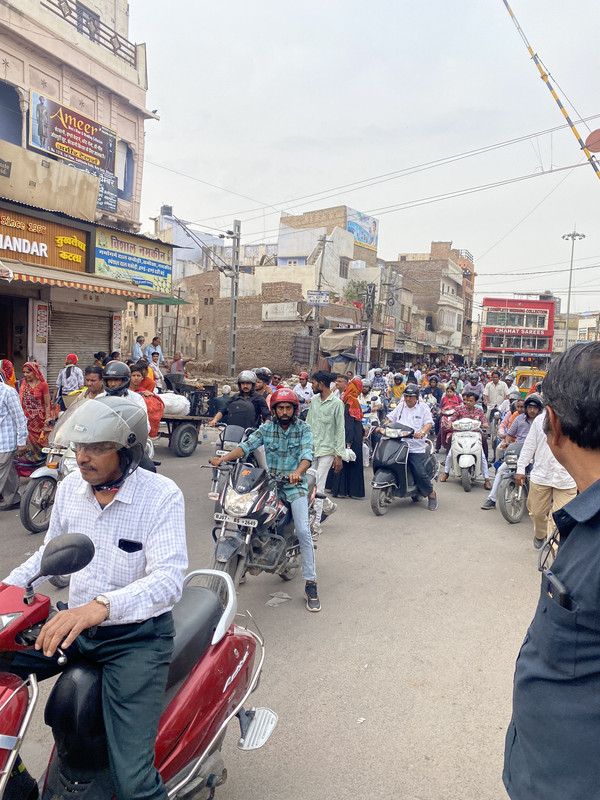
top-left (500, 441), bottom-right (508, 449)
top-left (414, 431), bottom-right (426, 439)
top-left (35, 602), bottom-right (108, 657)
top-left (333, 455), bottom-right (343, 473)
top-left (211, 456), bottom-right (225, 467)
top-left (16, 445), bottom-right (27, 455)
top-left (208, 418), bottom-right (218, 428)
top-left (515, 473), bottom-right (526, 487)
top-left (288, 470), bottom-right (302, 485)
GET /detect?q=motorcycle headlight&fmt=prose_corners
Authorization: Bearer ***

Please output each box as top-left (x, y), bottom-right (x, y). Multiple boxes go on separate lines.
top-left (224, 487), bottom-right (259, 517)
top-left (0, 612), bottom-right (22, 633)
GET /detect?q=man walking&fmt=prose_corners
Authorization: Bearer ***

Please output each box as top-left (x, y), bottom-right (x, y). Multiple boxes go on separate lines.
top-left (503, 342), bottom-right (600, 799)
top-left (0, 369), bottom-right (28, 511)
top-left (306, 370), bottom-right (345, 534)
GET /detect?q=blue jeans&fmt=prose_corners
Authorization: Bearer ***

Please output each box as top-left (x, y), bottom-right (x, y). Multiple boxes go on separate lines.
top-left (290, 496), bottom-right (316, 582)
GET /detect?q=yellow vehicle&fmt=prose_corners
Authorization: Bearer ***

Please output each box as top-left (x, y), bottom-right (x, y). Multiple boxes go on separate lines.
top-left (514, 368), bottom-right (546, 398)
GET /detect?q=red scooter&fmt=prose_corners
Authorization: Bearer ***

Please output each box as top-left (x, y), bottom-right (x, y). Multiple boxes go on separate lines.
top-left (0, 533), bottom-right (277, 799)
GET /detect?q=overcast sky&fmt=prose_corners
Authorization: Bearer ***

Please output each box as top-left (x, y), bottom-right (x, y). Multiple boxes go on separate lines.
top-left (129, 1), bottom-right (600, 318)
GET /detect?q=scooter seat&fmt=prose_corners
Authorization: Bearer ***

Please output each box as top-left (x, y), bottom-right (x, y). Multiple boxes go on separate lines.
top-left (167, 585), bottom-right (223, 690)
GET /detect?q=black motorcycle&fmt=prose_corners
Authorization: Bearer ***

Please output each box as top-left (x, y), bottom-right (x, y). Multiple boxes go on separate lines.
top-left (209, 423), bottom-right (257, 506)
top-left (211, 463), bottom-right (320, 597)
top-left (370, 422), bottom-right (439, 516)
top-left (497, 441), bottom-right (530, 524)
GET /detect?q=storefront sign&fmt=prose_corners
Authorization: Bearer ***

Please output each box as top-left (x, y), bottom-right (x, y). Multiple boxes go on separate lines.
top-left (492, 327), bottom-right (546, 336)
top-left (112, 313), bottom-right (122, 352)
top-left (0, 209), bottom-right (88, 272)
top-left (29, 91), bottom-right (117, 173)
top-left (35, 302), bottom-right (49, 343)
top-left (95, 228), bottom-right (172, 293)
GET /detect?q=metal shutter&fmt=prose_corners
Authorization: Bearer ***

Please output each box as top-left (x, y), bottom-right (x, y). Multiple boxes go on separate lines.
top-left (47, 310), bottom-right (111, 386)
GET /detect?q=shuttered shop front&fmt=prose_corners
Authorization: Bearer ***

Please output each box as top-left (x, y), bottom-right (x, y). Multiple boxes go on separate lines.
top-left (47, 310), bottom-right (111, 386)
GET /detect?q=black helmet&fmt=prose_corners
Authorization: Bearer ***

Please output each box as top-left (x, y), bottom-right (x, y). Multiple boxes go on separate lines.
top-left (524, 393), bottom-right (543, 410)
top-left (428, 375), bottom-right (439, 384)
top-left (254, 369), bottom-right (271, 383)
top-left (102, 360), bottom-right (131, 396)
top-left (403, 383), bottom-right (420, 397)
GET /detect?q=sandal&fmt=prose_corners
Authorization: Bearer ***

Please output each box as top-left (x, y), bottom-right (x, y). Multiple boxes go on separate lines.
top-left (440, 473), bottom-right (449, 482)
top-left (484, 479), bottom-right (492, 490)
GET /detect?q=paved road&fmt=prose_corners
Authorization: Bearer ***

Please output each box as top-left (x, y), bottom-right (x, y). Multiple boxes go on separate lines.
top-left (0, 439), bottom-right (541, 800)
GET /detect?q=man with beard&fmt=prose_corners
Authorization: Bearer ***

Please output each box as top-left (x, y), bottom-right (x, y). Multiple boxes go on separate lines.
top-left (211, 388), bottom-right (319, 611)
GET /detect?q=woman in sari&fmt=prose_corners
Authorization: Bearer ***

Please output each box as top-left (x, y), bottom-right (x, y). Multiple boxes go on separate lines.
top-left (327, 376), bottom-right (365, 499)
top-left (0, 359), bottom-right (17, 389)
top-left (19, 362), bottom-right (51, 462)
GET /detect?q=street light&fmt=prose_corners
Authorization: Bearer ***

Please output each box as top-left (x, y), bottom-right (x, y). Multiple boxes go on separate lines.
top-left (562, 230), bottom-right (586, 352)
top-left (221, 221), bottom-right (241, 377)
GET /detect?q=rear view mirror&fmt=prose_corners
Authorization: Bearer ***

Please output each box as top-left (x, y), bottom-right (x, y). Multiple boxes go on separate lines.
top-left (40, 533), bottom-right (95, 577)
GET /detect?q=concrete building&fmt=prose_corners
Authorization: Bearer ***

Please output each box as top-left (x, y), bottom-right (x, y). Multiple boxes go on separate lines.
top-left (577, 313), bottom-right (600, 343)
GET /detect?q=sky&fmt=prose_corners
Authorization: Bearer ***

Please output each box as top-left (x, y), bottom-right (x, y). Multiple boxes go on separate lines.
top-left (129, 0), bottom-right (600, 319)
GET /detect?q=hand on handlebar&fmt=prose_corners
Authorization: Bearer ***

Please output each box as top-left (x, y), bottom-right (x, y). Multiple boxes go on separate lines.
top-left (35, 602), bottom-right (109, 658)
top-left (210, 456), bottom-right (225, 467)
top-left (288, 470), bottom-right (302, 485)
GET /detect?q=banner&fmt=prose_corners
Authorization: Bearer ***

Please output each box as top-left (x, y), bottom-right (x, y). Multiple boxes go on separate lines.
top-left (347, 208), bottom-right (379, 251)
top-left (29, 91), bottom-right (117, 173)
top-left (95, 228), bottom-right (173, 294)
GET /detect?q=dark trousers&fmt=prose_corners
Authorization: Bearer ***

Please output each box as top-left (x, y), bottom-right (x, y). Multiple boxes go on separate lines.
top-left (408, 452), bottom-right (434, 497)
top-left (2, 613), bottom-right (175, 800)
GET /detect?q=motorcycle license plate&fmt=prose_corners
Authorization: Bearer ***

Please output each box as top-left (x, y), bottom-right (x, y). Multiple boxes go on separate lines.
top-left (215, 450), bottom-right (228, 456)
top-left (214, 512), bottom-right (258, 527)
top-left (42, 446), bottom-right (65, 455)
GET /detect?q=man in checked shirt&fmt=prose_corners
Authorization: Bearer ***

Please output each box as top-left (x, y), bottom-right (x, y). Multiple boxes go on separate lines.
top-left (211, 387), bottom-right (320, 612)
top-left (1, 395), bottom-right (187, 800)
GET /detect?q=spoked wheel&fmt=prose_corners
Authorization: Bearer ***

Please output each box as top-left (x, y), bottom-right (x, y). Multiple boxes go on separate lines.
top-left (460, 467), bottom-right (472, 492)
top-left (498, 479), bottom-right (528, 523)
top-left (20, 476), bottom-right (57, 533)
top-left (371, 486), bottom-right (393, 516)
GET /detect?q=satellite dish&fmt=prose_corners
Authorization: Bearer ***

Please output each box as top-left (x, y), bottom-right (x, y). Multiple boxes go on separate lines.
top-left (585, 129), bottom-right (600, 153)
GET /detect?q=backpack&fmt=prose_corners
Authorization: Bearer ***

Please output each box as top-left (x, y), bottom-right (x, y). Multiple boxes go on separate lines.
top-left (225, 395), bottom-right (256, 429)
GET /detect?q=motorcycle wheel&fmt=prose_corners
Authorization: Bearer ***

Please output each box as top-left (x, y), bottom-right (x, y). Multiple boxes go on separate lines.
top-left (498, 479), bottom-right (527, 524)
top-left (370, 486), bottom-right (392, 516)
top-left (279, 556), bottom-right (300, 581)
top-left (49, 575), bottom-right (70, 589)
top-left (210, 556), bottom-right (242, 603)
top-left (19, 475), bottom-right (57, 534)
top-left (460, 467), bottom-right (472, 493)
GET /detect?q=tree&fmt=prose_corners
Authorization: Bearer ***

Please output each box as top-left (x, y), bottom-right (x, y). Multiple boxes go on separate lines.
top-left (343, 279), bottom-right (368, 304)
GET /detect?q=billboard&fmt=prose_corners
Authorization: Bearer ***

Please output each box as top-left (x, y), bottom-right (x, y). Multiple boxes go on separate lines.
top-left (0, 208), bottom-right (88, 273)
top-left (29, 91), bottom-right (117, 173)
top-left (346, 208), bottom-right (379, 251)
top-left (95, 228), bottom-right (173, 294)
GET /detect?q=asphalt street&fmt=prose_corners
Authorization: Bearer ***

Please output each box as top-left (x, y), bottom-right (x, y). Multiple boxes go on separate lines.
top-left (0, 436), bottom-right (542, 800)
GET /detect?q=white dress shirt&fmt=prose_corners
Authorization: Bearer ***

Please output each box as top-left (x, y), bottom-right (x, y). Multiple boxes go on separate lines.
top-left (0, 383), bottom-right (28, 452)
top-left (293, 382), bottom-right (313, 412)
top-left (386, 400), bottom-right (433, 453)
top-left (484, 380), bottom-right (509, 407)
top-left (516, 411), bottom-right (576, 489)
top-left (4, 467), bottom-right (188, 624)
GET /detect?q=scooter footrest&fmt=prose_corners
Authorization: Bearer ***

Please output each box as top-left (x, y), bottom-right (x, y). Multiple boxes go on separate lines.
top-left (237, 707), bottom-right (278, 751)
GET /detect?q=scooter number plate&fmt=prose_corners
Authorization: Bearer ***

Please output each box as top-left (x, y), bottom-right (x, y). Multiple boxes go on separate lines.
top-left (42, 446), bottom-right (65, 455)
top-left (214, 512), bottom-right (258, 527)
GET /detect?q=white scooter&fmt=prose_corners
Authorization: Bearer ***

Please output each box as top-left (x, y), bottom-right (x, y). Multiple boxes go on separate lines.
top-left (448, 418), bottom-right (484, 492)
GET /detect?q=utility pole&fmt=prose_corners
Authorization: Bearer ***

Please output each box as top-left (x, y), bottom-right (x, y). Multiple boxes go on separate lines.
top-left (562, 229), bottom-right (585, 352)
top-left (362, 282), bottom-right (376, 376)
top-left (309, 234), bottom-right (330, 369)
top-left (227, 220), bottom-right (241, 377)
top-left (172, 286), bottom-right (182, 356)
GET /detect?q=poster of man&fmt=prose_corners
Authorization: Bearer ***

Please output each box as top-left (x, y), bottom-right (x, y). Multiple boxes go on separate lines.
top-left (34, 94), bottom-right (49, 150)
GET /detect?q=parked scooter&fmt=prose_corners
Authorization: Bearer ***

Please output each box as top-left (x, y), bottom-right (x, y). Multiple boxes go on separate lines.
top-left (0, 533), bottom-right (277, 799)
top-left (211, 464), bottom-right (321, 593)
top-left (370, 422), bottom-right (439, 516)
top-left (19, 444), bottom-right (78, 535)
top-left (497, 441), bottom-right (530, 523)
top-left (447, 418), bottom-right (484, 492)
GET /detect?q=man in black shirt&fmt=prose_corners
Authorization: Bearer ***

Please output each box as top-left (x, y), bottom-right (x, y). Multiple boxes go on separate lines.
top-left (209, 370), bottom-right (270, 430)
top-left (503, 343), bottom-right (599, 800)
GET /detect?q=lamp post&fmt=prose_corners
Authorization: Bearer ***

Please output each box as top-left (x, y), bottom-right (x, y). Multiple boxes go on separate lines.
top-left (562, 230), bottom-right (585, 352)
top-left (219, 221), bottom-right (241, 378)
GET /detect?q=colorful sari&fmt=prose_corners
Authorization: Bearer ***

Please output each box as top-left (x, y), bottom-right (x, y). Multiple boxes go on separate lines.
top-left (19, 362), bottom-right (50, 462)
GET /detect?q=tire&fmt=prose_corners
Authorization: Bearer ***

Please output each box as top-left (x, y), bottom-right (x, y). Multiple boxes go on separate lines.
top-left (370, 486), bottom-right (393, 516)
top-left (498, 479), bottom-right (527, 524)
top-left (20, 476), bottom-right (57, 534)
top-left (49, 575), bottom-right (70, 589)
top-left (460, 467), bottom-right (472, 492)
top-left (169, 423), bottom-right (198, 457)
top-left (210, 556), bottom-right (242, 603)
top-left (279, 557), bottom-right (300, 581)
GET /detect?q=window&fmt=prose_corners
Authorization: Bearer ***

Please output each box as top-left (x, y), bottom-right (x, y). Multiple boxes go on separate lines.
top-left (486, 311), bottom-right (507, 326)
top-left (426, 315), bottom-right (433, 331)
top-left (209, 297), bottom-right (214, 305)
top-left (76, 2), bottom-right (100, 42)
top-left (457, 315), bottom-right (462, 333)
top-left (201, 340), bottom-right (206, 355)
top-left (339, 259), bottom-right (349, 278)
top-left (164, 305), bottom-right (170, 314)
top-left (144, 305), bottom-right (149, 317)
top-left (204, 297), bottom-right (208, 305)
top-left (0, 82), bottom-right (22, 146)
top-left (116, 140), bottom-right (134, 201)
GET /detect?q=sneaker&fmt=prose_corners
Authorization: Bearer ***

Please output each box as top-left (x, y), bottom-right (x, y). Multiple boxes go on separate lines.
top-left (324, 502), bottom-right (338, 517)
top-left (305, 581), bottom-right (321, 612)
top-left (533, 536), bottom-right (545, 550)
top-left (5, 760), bottom-right (39, 800)
top-left (427, 494), bottom-right (438, 511)
top-left (481, 499), bottom-right (496, 510)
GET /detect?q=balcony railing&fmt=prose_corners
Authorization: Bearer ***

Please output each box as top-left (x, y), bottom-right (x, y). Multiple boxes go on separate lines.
top-left (41, 0), bottom-right (137, 68)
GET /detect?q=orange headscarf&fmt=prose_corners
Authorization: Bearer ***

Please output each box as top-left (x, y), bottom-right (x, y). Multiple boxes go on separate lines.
top-left (342, 378), bottom-right (363, 421)
top-left (0, 359), bottom-right (16, 388)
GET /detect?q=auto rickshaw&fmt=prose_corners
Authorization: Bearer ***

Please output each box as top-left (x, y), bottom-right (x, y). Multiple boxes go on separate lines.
top-left (514, 367), bottom-right (547, 398)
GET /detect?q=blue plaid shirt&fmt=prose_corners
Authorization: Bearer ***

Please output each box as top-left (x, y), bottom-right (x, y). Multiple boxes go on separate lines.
top-left (240, 419), bottom-right (314, 501)
top-left (0, 383), bottom-right (28, 452)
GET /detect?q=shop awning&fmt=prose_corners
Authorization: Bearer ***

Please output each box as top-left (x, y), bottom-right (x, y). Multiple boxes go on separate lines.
top-left (134, 296), bottom-right (189, 305)
top-left (6, 263), bottom-right (152, 298)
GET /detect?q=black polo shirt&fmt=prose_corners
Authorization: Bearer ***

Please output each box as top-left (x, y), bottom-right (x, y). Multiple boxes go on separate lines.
top-left (504, 478), bottom-right (600, 800)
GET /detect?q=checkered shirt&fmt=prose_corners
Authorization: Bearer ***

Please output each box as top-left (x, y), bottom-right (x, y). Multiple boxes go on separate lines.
top-left (4, 467), bottom-right (188, 625)
top-left (0, 383), bottom-right (28, 452)
top-left (240, 419), bottom-right (314, 501)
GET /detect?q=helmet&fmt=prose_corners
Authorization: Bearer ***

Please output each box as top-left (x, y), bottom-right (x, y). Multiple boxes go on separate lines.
top-left (451, 371), bottom-right (459, 379)
top-left (237, 370), bottom-right (257, 386)
top-left (403, 383), bottom-right (420, 397)
top-left (393, 373), bottom-right (403, 381)
top-left (298, 371), bottom-right (309, 379)
top-left (52, 395), bottom-right (148, 484)
top-left (470, 372), bottom-right (479, 381)
top-left (428, 374), bottom-right (439, 383)
top-left (254, 369), bottom-right (271, 383)
top-left (362, 379), bottom-right (372, 388)
top-left (102, 360), bottom-right (131, 396)
top-left (508, 387), bottom-right (521, 401)
top-left (259, 367), bottom-right (272, 377)
top-left (374, 368), bottom-right (382, 375)
top-left (524, 393), bottom-right (543, 410)
top-left (270, 388), bottom-right (299, 424)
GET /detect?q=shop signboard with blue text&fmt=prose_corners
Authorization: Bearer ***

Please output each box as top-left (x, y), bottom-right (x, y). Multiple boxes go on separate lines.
top-left (95, 228), bottom-right (172, 294)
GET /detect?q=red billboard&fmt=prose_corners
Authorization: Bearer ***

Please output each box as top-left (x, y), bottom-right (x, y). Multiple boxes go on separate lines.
top-left (481, 297), bottom-right (555, 356)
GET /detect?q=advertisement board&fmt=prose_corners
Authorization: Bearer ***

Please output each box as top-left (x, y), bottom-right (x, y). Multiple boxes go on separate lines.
top-left (95, 228), bottom-right (172, 294)
top-left (346, 208), bottom-right (379, 251)
top-left (29, 91), bottom-right (117, 173)
top-left (0, 209), bottom-right (88, 273)
top-left (306, 290), bottom-right (330, 306)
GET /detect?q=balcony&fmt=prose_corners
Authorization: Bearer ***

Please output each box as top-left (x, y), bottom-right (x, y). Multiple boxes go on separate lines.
top-left (41, 0), bottom-right (137, 67)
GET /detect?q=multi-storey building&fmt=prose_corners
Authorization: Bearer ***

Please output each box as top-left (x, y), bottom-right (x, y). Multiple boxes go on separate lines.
top-left (480, 297), bottom-right (555, 367)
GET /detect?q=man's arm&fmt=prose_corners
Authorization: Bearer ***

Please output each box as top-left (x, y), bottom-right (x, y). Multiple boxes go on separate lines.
top-left (516, 415), bottom-right (540, 475)
top-left (211, 427), bottom-right (264, 466)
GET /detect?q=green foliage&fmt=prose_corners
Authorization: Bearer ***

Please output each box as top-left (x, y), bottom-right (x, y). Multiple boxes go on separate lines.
top-left (343, 279), bottom-right (368, 304)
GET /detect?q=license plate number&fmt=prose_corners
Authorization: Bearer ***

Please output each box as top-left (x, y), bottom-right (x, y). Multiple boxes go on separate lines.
top-left (215, 450), bottom-right (228, 456)
top-left (214, 512), bottom-right (258, 527)
top-left (42, 447), bottom-right (65, 455)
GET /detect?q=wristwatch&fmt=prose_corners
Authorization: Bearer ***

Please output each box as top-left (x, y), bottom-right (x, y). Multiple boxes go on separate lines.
top-left (94, 594), bottom-right (110, 619)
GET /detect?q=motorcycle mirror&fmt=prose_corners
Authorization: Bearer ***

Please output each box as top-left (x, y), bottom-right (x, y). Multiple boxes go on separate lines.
top-left (23, 534), bottom-right (95, 605)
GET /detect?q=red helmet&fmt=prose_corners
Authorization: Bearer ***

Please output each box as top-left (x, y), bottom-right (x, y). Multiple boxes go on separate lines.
top-left (270, 388), bottom-right (299, 409)
top-left (298, 371), bottom-right (309, 379)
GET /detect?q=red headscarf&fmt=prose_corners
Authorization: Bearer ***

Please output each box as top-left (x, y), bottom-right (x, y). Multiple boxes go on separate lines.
top-left (22, 361), bottom-right (46, 383)
top-left (342, 378), bottom-right (363, 422)
top-left (0, 359), bottom-right (16, 388)
top-left (65, 354), bottom-right (78, 365)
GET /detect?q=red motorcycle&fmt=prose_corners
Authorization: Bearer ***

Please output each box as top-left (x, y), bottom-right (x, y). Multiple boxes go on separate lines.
top-left (0, 533), bottom-right (277, 799)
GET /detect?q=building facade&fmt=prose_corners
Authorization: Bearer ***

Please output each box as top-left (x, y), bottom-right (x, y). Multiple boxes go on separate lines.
top-left (480, 297), bottom-right (555, 367)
